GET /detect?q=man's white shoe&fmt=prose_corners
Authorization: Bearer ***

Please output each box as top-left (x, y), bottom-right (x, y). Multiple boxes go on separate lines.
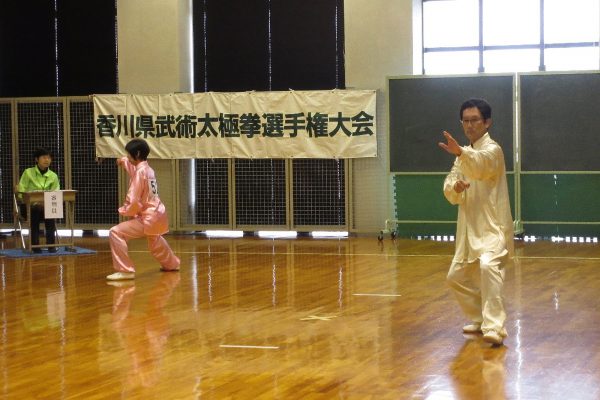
top-left (483, 331), bottom-right (504, 345)
top-left (462, 323), bottom-right (483, 334)
top-left (106, 272), bottom-right (135, 281)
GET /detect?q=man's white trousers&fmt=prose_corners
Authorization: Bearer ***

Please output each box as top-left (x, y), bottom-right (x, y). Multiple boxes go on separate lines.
top-left (447, 252), bottom-right (507, 335)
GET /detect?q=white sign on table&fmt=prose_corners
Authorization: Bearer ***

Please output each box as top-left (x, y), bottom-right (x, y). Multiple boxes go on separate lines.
top-left (44, 191), bottom-right (64, 219)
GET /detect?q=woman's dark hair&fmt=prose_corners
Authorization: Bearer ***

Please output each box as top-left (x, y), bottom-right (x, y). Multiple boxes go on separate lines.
top-left (33, 147), bottom-right (52, 160)
top-left (460, 98), bottom-right (492, 121)
top-left (125, 138), bottom-right (150, 161)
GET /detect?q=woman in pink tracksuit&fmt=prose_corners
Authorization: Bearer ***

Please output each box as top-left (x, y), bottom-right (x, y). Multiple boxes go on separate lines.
top-left (106, 139), bottom-right (180, 281)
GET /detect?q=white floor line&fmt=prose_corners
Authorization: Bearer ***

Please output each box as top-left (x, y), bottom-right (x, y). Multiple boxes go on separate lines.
top-left (300, 315), bottom-right (337, 321)
top-left (352, 293), bottom-right (402, 297)
top-left (517, 256), bottom-right (600, 260)
top-left (95, 250), bottom-right (600, 261)
top-left (169, 250), bottom-right (452, 257)
top-left (219, 344), bottom-right (279, 350)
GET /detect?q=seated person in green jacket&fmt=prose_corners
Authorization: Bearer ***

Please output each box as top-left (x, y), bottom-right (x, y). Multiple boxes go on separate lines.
top-left (17, 147), bottom-right (61, 253)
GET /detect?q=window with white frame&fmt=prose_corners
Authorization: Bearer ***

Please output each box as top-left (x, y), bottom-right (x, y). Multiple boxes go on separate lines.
top-left (422, 0), bottom-right (600, 74)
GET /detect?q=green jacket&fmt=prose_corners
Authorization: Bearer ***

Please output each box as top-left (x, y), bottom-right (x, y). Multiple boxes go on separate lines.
top-left (18, 166), bottom-right (60, 193)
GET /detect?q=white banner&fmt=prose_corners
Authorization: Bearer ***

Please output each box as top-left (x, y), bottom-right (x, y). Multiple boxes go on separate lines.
top-left (93, 90), bottom-right (377, 159)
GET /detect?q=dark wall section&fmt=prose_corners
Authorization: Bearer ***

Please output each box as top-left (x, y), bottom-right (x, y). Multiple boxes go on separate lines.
top-left (389, 75), bottom-right (514, 173)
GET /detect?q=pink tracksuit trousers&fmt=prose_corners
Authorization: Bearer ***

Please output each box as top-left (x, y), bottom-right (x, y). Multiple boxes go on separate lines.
top-left (109, 218), bottom-right (180, 273)
top-left (110, 158), bottom-right (180, 273)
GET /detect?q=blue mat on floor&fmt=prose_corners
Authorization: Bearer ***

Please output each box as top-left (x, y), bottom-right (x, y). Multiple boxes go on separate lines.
top-left (0, 246), bottom-right (96, 258)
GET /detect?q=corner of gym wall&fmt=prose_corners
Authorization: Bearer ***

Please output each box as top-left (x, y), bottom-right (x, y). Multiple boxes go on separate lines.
top-left (116, 0), bottom-right (193, 230)
top-left (344, 0), bottom-right (419, 233)
top-left (117, 0), bottom-right (192, 94)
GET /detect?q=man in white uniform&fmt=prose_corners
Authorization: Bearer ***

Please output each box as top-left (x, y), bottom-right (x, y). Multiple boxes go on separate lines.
top-left (438, 98), bottom-right (513, 346)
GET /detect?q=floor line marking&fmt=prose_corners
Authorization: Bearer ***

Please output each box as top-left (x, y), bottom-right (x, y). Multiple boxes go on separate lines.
top-left (156, 250), bottom-right (454, 257)
top-left (94, 250), bottom-right (600, 261)
top-left (353, 293), bottom-right (402, 297)
top-left (517, 256), bottom-right (600, 260)
top-left (219, 344), bottom-right (279, 350)
top-left (300, 315), bottom-right (338, 321)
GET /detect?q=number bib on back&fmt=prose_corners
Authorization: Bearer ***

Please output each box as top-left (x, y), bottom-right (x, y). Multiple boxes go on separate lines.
top-left (148, 179), bottom-right (158, 198)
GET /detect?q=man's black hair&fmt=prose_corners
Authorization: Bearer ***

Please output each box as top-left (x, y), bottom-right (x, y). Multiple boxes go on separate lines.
top-left (33, 147), bottom-right (52, 160)
top-left (125, 138), bottom-right (150, 161)
top-left (460, 98), bottom-right (492, 121)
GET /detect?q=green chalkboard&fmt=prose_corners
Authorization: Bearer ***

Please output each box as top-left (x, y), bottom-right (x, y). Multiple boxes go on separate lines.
top-left (393, 173), bottom-right (516, 236)
top-left (388, 75), bottom-right (514, 172)
top-left (521, 174), bottom-right (600, 222)
top-left (520, 72), bottom-right (600, 171)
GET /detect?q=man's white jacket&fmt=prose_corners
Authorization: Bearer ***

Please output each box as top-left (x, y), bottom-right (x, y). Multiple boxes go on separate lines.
top-left (443, 132), bottom-right (514, 264)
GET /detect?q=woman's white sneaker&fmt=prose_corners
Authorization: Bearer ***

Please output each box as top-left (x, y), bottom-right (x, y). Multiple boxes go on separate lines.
top-left (462, 323), bottom-right (482, 334)
top-left (106, 272), bottom-right (135, 281)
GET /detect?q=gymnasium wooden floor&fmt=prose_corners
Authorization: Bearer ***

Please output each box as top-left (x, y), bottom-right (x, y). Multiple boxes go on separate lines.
top-left (0, 233), bottom-right (599, 399)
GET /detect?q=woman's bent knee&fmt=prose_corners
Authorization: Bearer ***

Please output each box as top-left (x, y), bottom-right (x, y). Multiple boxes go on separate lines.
top-left (109, 226), bottom-right (121, 239)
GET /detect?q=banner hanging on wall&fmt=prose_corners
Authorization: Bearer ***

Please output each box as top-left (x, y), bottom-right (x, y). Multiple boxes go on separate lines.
top-left (93, 90), bottom-right (377, 159)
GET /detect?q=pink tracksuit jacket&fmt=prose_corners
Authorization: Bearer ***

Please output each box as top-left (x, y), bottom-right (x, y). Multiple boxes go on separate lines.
top-left (109, 157), bottom-right (180, 273)
top-left (118, 158), bottom-right (168, 234)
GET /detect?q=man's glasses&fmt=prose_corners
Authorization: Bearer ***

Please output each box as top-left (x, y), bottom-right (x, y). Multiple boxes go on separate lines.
top-left (460, 118), bottom-right (484, 125)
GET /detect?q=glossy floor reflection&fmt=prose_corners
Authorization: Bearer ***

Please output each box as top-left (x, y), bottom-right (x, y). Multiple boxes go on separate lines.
top-left (0, 234), bottom-right (599, 399)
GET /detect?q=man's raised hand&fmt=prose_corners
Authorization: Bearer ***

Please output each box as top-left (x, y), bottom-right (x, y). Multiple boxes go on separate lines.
top-left (438, 131), bottom-right (462, 156)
